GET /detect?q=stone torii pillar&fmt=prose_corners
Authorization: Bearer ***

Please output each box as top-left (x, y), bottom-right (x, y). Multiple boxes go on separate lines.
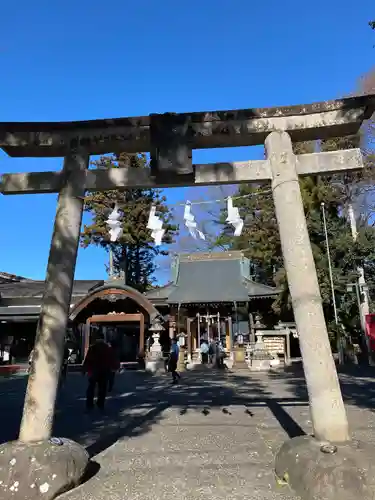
top-left (265, 132), bottom-right (375, 500)
top-left (0, 151), bottom-right (90, 499)
top-left (20, 150), bottom-right (89, 443)
top-left (266, 131), bottom-right (349, 443)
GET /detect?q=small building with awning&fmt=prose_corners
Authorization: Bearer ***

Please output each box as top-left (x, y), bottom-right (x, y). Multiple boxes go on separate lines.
top-left (0, 275), bottom-right (161, 364)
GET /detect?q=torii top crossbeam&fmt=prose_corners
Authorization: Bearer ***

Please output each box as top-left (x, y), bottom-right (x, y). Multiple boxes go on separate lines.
top-left (1, 95), bottom-right (374, 158)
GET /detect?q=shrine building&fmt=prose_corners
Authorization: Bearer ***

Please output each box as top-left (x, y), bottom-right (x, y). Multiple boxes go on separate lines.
top-left (0, 252), bottom-right (279, 365)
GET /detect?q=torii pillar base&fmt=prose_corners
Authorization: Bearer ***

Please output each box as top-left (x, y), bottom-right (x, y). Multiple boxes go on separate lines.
top-left (275, 436), bottom-right (375, 500)
top-left (0, 438), bottom-right (90, 500)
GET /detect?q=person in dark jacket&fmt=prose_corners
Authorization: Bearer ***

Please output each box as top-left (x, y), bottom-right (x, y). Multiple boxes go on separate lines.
top-left (82, 334), bottom-right (116, 411)
top-left (107, 341), bottom-right (120, 393)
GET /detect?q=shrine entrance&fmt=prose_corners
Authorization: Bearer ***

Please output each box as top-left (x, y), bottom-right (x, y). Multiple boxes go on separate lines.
top-left (188, 312), bottom-right (233, 350)
top-left (174, 309), bottom-right (234, 364)
top-left (69, 283), bottom-right (162, 363)
top-left (85, 313), bottom-right (144, 363)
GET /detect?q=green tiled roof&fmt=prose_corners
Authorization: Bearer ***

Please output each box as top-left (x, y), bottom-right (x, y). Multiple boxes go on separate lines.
top-left (145, 253), bottom-right (279, 305)
top-left (144, 283), bottom-right (176, 301)
top-left (167, 259), bottom-right (249, 304)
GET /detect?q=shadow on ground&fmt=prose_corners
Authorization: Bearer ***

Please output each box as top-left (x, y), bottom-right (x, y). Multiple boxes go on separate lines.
top-left (86, 369), bottom-right (313, 457)
top-left (1, 364), bottom-right (374, 460)
top-left (267, 363), bottom-right (375, 411)
top-left (0, 369), bottom-right (308, 458)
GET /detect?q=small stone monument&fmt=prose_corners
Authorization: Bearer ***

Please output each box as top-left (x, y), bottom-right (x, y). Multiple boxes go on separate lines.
top-left (145, 316), bottom-right (165, 374)
top-left (249, 334), bottom-right (273, 371)
top-left (150, 329), bottom-right (162, 358)
top-left (177, 333), bottom-right (187, 372)
top-left (254, 314), bottom-right (264, 330)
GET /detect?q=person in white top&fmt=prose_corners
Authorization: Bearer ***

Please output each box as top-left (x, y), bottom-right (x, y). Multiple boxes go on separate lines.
top-left (1, 349), bottom-right (9, 363)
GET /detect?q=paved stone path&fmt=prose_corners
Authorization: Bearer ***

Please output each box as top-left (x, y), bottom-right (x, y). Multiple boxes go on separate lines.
top-left (1, 366), bottom-right (375, 499)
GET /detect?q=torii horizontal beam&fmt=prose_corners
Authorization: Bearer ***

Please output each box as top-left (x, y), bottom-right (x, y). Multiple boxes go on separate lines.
top-left (0, 95), bottom-right (374, 157)
top-left (0, 148), bottom-right (363, 194)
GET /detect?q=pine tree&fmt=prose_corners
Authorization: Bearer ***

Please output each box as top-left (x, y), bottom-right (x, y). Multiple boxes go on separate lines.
top-left (81, 153), bottom-right (178, 291)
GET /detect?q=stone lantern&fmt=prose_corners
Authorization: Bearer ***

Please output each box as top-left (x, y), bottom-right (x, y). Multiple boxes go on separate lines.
top-left (149, 317), bottom-right (165, 359)
top-left (145, 317), bottom-right (166, 375)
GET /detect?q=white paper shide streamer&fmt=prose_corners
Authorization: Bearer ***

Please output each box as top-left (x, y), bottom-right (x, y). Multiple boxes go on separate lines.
top-left (184, 201), bottom-right (205, 240)
top-left (226, 197), bottom-right (243, 236)
top-left (106, 204), bottom-right (123, 242)
top-left (147, 206), bottom-right (165, 246)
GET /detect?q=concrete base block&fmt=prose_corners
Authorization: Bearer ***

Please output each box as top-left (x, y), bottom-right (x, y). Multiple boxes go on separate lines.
top-left (0, 438), bottom-right (89, 500)
top-left (270, 357), bottom-right (281, 367)
top-left (249, 359), bottom-right (271, 371)
top-left (233, 348), bottom-right (246, 364)
top-left (186, 361), bottom-right (201, 371)
top-left (275, 435), bottom-right (375, 499)
top-left (224, 358), bottom-right (234, 369)
top-left (145, 359), bottom-right (165, 374)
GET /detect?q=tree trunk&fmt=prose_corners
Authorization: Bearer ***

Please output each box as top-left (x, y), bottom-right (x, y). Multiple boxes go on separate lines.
top-left (135, 245), bottom-right (141, 287)
top-left (122, 246), bottom-right (128, 285)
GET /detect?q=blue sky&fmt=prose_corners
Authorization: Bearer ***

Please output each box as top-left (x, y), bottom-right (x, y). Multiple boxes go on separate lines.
top-left (0, 0), bottom-right (374, 284)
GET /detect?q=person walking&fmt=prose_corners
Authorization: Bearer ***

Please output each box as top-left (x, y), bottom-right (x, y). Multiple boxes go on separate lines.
top-left (201, 340), bottom-right (209, 364)
top-left (208, 340), bottom-right (215, 364)
top-left (169, 338), bottom-right (181, 384)
top-left (216, 341), bottom-right (225, 369)
top-left (82, 333), bottom-right (115, 412)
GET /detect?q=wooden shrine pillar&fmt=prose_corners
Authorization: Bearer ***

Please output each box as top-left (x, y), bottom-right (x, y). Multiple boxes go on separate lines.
top-left (249, 312), bottom-right (255, 343)
top-left (84, 319), bottom-right (91, 358)
top-left (197, 313), bottom-right (201, 349)
top-left (169, 310), bottom-right (176, 339)
top-left (226, 317), bottom-right (233, 351)
top-left (285, 328), bottom-right (291, 366)
top-left (191, 318), bottom-right (197, 351)
top-left (139, 313), bottom-right (145, 354)
top-left (187, 318), bottom-right (193, 361)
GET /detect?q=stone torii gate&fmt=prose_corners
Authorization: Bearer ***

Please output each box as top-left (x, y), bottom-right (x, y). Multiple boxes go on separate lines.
top-left (1, 95), bottom-right (375, 498)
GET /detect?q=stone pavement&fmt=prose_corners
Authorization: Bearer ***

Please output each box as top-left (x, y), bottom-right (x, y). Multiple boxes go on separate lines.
top-left (1, 367), bottom-right (375, 499)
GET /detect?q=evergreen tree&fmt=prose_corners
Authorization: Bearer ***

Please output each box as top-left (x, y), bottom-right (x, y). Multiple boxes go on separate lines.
top-left (215, 140), bottom-right (375, 346)
top-left (81, 153), bottom-right (178, 291)
top-left (319, 135), bottom-right (375, 336)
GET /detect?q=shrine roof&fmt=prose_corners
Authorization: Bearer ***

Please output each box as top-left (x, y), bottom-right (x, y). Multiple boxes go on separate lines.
top-left (242, 277), bottom-right (280, 300)
top-left (164, 254), bottom-right (279, 304)
top-left (144, 283), bottom-right (176, 301)
top-left (0, 279), bottom-right (101, 299)
top-left (0, 272), bottom-right (29, 284)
